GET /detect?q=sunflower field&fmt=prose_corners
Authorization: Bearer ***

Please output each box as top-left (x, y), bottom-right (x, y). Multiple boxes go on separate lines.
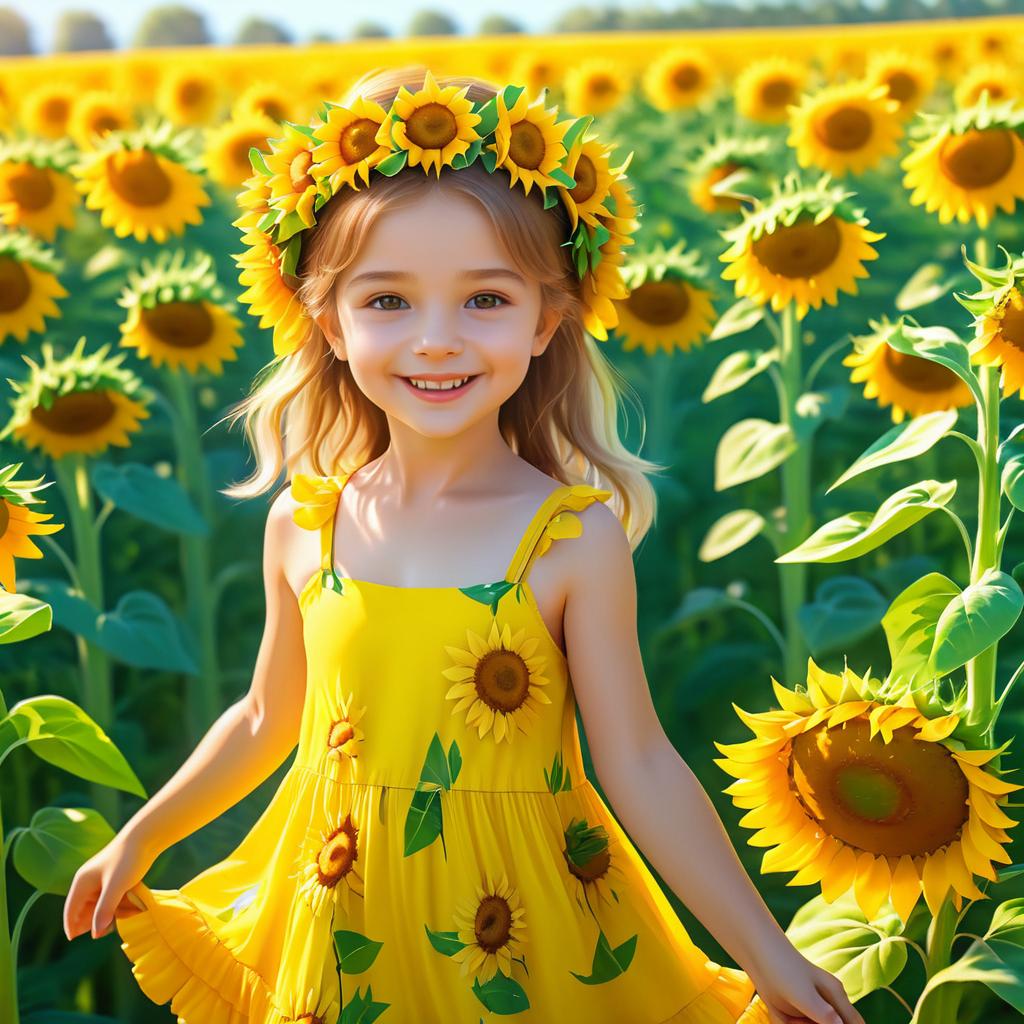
top-left (2, 12), bottom-right (1024, 1023)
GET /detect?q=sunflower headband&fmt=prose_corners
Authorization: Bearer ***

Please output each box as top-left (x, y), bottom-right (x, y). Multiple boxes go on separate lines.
top-left (232, 69), bottom-right (641, 358)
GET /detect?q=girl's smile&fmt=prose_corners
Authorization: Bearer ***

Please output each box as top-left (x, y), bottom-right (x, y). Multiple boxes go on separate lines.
top-left (398, 373), bottom-right (483, 402)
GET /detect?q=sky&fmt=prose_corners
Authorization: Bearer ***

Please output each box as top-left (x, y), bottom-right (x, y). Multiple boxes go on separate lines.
top-left (4, 0), bottom-right (670, 48)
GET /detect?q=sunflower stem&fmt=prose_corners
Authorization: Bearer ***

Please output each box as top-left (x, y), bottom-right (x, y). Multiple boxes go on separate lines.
top-left (0, 787), bottom-right (16, 1024)
top-left (919, 895), bottom-right (961, 1023)
top-left (776, 305), bottom-right (810, 685)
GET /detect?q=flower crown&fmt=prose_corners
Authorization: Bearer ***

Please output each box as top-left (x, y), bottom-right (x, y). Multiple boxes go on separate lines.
top-left (232, 69), bottom-right (642, 358)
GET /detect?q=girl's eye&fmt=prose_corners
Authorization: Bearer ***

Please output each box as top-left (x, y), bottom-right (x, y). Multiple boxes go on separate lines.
top-left (367, 293), bottom-right (507, 311)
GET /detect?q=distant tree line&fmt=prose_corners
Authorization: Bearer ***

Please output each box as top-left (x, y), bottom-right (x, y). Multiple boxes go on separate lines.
top-left (0, 0), bottom-right (1020, 55)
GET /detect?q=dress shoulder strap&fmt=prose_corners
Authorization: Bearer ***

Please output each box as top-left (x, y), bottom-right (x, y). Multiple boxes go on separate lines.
top-left (504, 483), bottom-right (613, 585)
top-left (290, 471), bottom-right (353, 571)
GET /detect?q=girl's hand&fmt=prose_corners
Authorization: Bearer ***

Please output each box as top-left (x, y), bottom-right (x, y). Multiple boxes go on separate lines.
top-left (63, 832), bottom-right (153, 941)
top-left (745, 942), bottom-right (866, 1024)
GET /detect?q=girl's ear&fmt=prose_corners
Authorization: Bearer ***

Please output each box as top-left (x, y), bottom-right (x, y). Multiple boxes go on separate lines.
top-left (533, 306), bottom-right (562, 357)
top-left (314, 310), bottom-right (345, 359)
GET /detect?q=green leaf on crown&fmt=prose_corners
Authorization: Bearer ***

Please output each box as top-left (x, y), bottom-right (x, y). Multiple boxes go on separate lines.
top-left (375, 150), bottom-right (408, 176)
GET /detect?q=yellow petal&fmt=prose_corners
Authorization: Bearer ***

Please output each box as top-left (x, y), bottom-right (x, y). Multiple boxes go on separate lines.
top-left (854, 850), bottom-right (892, 921)
top-left (944, 842), bottom-right (987, 902)
top-left (820, 844), bottom-right (858, 903)
top-left (921, 847), bottom-right (952, 916)
top-left (888, 854), bottom-right (922, 924)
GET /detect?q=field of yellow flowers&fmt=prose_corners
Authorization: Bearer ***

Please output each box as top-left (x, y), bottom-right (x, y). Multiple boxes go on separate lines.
top-left (1, 15), bottom-right (1023, 1023)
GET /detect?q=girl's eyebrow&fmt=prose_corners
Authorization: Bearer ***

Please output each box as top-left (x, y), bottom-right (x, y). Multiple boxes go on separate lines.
top-left (348, 268), bottom-right (526, 287)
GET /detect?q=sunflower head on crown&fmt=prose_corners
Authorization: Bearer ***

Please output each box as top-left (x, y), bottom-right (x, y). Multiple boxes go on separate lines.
top-left (231, 69), bottom-right (642, 357)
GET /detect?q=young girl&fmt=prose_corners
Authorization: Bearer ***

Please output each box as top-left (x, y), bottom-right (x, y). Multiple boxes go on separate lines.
top-left (63, 67), bottom-right (864, 1024)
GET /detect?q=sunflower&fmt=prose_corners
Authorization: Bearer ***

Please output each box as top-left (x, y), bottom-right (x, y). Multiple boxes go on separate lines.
top-left (686, 134), bottom-right (772, 215)
top-left (843, 319), bottom-right (975, 423)
top-left (564, 58), bottom-right (630, 116)
top-left (295, 807), bottom-right (365, 919)
top-left (958, 247), bottom-right (1024, 399)
top-left (0, 231), bottom-right (67, 343)
top-left (267, 984), bottom-right (340, 1024)
top-left (373, 68), bottom-right (482, 178)
top-left (720, 173), bottom-right (885, 320)
top-left (615, 241), bottom-right (716, 355)
top-left (715, 657), bottom-right (1021, 923)
top-left (557, 133), bottom-right (617, 232)
top-left (787, 81), bottom-right (904, 177)
top-left (1, 337), bottom-right (151, 460)
top-left (954, 63), bottom-right (1021, 109)
top-left (485, 87), bottom-right (569, 197)
top-left (0, 137), bottom-right (79, 242)
top-left (233, 80), bottom-right (293, 123)
top-left (261, 122), bottom-right (327, 231)
top-left (561, 816), bottom-right (629, 916)
top-left (451, 871), bottom-right (528, 982)
top-left (864, 50), bottom-right (936, 119)
top-left (313, 685), bottom-right (367, 791)
top-left (642, 46), bottom-right (716, 110)
top-left (509, 53), bottom-right (559, 97)
top-left (735, 57), bottom-right (810, 124)
top-left (0, 465), bottom-right (65, 595)
top-left (68, 91), bottom-right (135, 150)
top-left (19, 84), bottom-right (76, 139)
top-left (581, 238), bottom-right (629, 342)
top-left (202, 110), bottom-right (278, 189)
top-left (309, 96), bottom-right (391, 193)
top-left (156, 67), bottom-right (221, 126)
top-left (72, 121), bottom-right (211, 243)
top-left (117, 250), bottom-right (244, 375)
top-left (901, 97), bottom-right (1024, 228)
top-left (442, 617), bottom-right (552, 743)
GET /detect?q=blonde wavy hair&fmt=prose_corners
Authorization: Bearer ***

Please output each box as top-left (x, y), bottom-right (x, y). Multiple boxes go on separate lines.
top-left (220, 65), bottom-right (663, 549)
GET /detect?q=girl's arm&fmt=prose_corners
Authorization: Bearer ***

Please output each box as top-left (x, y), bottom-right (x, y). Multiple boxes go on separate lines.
top-left (116, 490), bottom-right (309, 861)
top-left (562, 504), bottom-right (864, 1024)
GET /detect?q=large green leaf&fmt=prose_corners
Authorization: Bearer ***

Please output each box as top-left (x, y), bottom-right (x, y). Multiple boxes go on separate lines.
top-left (886, 320), bottom-right (984, 407)
top-left (702, 349), bottom-right (777, 403)
top-left (12, 807), bottom-right (115, 895)
top-left (787, 891), bottom-right (908, 1002)
top-left (798, 576), bottom-right (887, 657)
top-left (777, 480), bottom-right (957, 564)
top-left (0, 589), bottom-right (53, 644)
top-left (1, 696), bottom-right (146, 796)
top-left (1002, 454), bottom-right (1024, 512)
top-left (91, 462), bottom-right (207, 535)
top-left (895, 262), bottom-right (961, 311)
top-left (930, 569), bottom-right (1024, 676)
top-left (698, 509), bottom-right (766, 562)
top-left (882, 573), bottom-right (962, 687)
top-left (715, 419), bottom-right (797, 490)
top-left (911, 939), bottom-right (1024, 1020)
top-left (708, 297), bottom-right (764, 340)
top-left (828, 410), bottom-right (959, 493)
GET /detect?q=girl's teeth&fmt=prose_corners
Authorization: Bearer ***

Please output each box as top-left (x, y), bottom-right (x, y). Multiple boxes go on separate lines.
top-left (409, 377), bottom-right (470, 391)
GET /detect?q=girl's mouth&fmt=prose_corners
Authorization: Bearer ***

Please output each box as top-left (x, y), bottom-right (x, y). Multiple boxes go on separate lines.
top-left (399, 375), bottom-right (481, 402)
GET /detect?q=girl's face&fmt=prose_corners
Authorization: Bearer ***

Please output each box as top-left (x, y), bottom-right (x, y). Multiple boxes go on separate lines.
top-left (323, 188), bottom-right (561, 437)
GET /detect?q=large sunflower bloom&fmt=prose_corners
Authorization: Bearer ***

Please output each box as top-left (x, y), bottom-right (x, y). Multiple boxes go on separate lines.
top-left (310, 96), bottom-right (392, 193)
top-left (68, 92), bottom-right (135, 150)
top-left (564, 58), bottom-right (630, 116)
top-left (864, 50), bottom-right (936, 119)
top-left (19, 84), bottom-right (76, 139)
top-left (642, 46), bottom-right (716, 111)
top-left (735, 57), bottom-right (810, 124)
top-left (156, 67), bottom-right (221, 126)
top-left (557, 134), bottom-right (616, 232)
top-left (901, 99), bottom-right (1024, 228)
top-left (715, 658), bottom-right (1022, 923)
top-left (203, 110), bottom-right (278, 189)
top-left (374, 69), bottom-right (481, 178)
top-left (487, 88), bottom-right (568, 196)
top-left (451, 871), bottom-right (528, 982)
top-left (954, 64), bottom-right (1021, 109)
top-left (0, 140), bottom-right (79, 242)
top-left (788, 81), bottom-right (904, 177)
top-left (0, 232), bottom-right (67, 344)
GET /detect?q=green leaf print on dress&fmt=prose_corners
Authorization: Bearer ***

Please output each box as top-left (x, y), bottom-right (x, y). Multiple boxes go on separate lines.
top-left (570, 929), bottom-right (638, 985)
top-left (403, 732), bottom-right (461, 857)
top-left (334, 929), bottom-right (390, 1023)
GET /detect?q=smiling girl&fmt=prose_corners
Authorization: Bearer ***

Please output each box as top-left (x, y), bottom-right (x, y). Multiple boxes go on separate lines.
top-left (63, 67), bottom-right (864, 1024)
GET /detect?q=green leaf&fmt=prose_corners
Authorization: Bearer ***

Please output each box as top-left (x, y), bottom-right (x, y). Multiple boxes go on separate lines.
top-left (798, 576), bottom-right (887, 657)
top-left (698, 510), bottom-right (766, 562)
top-left (708, 297), bottom-right (765, 341)
top-left (570, 928), bottom-right (637, 984)
top-left (375, 150), bottom-right (408, 176)
top-left (895, 262), bottom-right (954, 311)
top-left (549, 166), bottom-right (576, 189)
top-left (1, 696), bottom-right (146, 796)
top-left (560, 114), bottom-right (593, 153)
top-left (248, 146), bottom-right (271, 176)
top-left (702, 349), bottom-right (777, 403)
top-left (930, 568), bottom-right (1024, 676)
top-left (828, 410), bottom-right (959, 493)
top-left (1003, 454), bottom-right (1024, 511)
top-left (882, 573), bottom-right (962, 688)
top-left (886, 321), bottom-right (984, 408)
top-left (988, 898), bottom-right (1024, 946)
top-left (777, 480), bottom-right (957, 564)
top-left (472, 971), bottom-right (530, 1013)
top-left (787, 891), bottom-right (908, 1003)
top-left (12, 807), bottom-right (115, 895)
top-left (0, 589), bottom-right (53, 644)
top-left (424, 924), bottom-right (465, 956)
top-left (334, 929), bottom-right (384, 974)
top-left (715, 419), bottom-right (797, 491)
top-left (911, 939), bottom-right (1024, 1020)
top-left (403, 786), bottom-right (443, 857)
top-left (91, 462), bottom-right (207, 536)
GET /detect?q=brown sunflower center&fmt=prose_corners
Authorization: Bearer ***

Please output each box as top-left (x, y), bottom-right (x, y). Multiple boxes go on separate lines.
top-left (814, 106), bottom-right (873, 151)
top-left (883, 347), bottom-right (959, 392)
top-left (31, 389), bottom-right (116, 435)
top-left (508, 121), bottom-right (545, 170)
top-left (751, 215), bottom-right (842, 278)
top-left (141, 301), bottom-right (214, 349)
top-left (939, 129), bottom-right (1015, 189)
top-left (106, 149), bottom-right (173, 207)
top-left (760, 77), bottom-right (796, 109)
top-left (230, 136), bottom-right (272, 177)
top-left (474, 894), bottom-right (512, 952)
top-left (404, 103), bottom-right (458, 150)
top-left (42, 96), bottom-right (70, 122)
top-left (994, 288), bottom-right (1024, 351)
top-left (883, 71), bottom-right (918, 104)
top-left (476, 649), bottom-right (530, 712)
top-left (260, 99), bottom-right (288, 121)
top-left (569, 154), bottom-right (596, 205)
top-left (340, 118), bottom-right (380, 164)
top-left (7, 164), bottom-right (55, 211)
top-left (0, 257), bottom-right (31, 312)
top-left (790, 716), bottom-right (970, 856)
top-left (316, 817), bottom-right (358, 886)
top-left (625, 280), bottom-right (691, 325)
top-left (327, 719), bottom-right (354, 749)
top-left (672, 63), bottom-right (703, 91)
top-left (289, 150), bottom-right (314, 193)
top-left (589, 74), bottom-right (616, 97)
top-left (179, 79), bottom-right (209, 107)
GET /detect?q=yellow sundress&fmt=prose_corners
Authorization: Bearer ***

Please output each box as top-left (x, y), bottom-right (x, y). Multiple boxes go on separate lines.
top-left (114, 470), bottom-right (771, 1024)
